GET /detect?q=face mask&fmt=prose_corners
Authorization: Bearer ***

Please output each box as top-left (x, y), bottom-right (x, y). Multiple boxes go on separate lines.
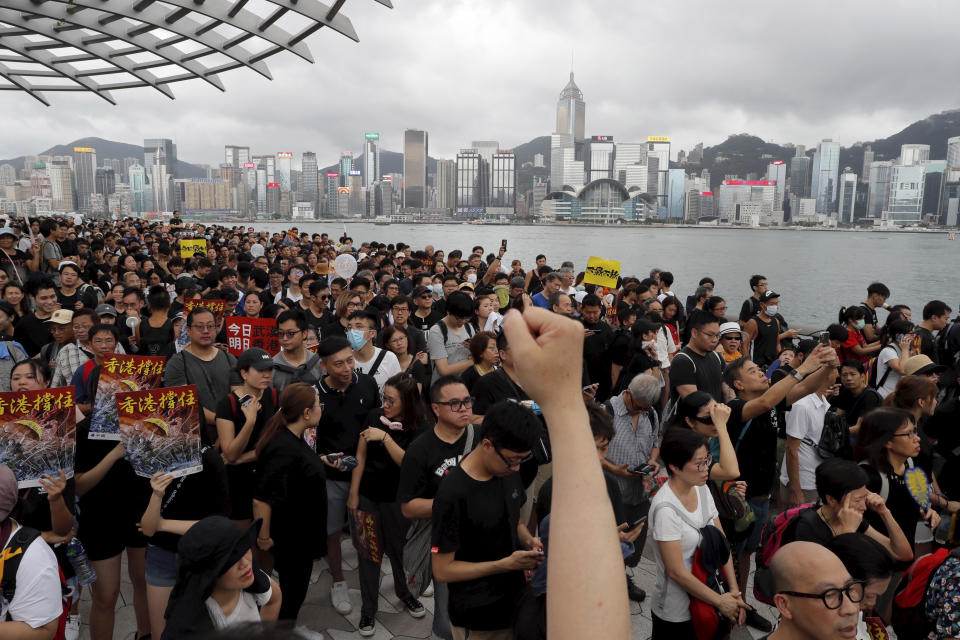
top-left (576, 285), bottom-right (586, 292)
top-left (642, 340), bottom-right (656, 350)
top-left (765, 305), bottom-right (779, 316)
top-left (855, 319), bottom-right (866, 330)
top-left (466, 273), bottom-right (477, 284)
top-left (347, 329), bottom-right (368, 350)
top-left (425, 285), bottom-right (434, 293)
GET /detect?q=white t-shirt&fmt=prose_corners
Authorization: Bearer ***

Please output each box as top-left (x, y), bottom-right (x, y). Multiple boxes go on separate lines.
top-left (779, 393), bottom-right (830, 490)
top-left (649, 483), bottom-right (719, 622)
top-left (0, 524), bottom-right (63, 629)
top-left (205, 575), bottom-right (273, 629)
top-left (875, 344), bottom-right (902, 399)
top-left (354, 347), bottom-right (402, 393)
top-left (426, 321), bottom-right (473, 377)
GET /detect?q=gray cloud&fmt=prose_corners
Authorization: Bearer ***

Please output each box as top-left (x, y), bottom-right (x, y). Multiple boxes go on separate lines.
top-left (2, 0), bottom-right (959, 168)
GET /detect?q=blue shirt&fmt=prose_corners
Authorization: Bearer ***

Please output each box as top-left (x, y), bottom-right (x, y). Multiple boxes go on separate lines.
top-left (531, 291), bottom-right (550, 309)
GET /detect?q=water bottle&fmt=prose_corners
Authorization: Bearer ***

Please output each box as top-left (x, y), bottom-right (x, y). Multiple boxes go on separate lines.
top-left (65, 537), bottom-right (97, 586)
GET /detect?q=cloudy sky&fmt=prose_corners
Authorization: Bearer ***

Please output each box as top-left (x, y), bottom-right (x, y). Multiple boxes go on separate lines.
top-left (2, 0), bottom-right (959, 168)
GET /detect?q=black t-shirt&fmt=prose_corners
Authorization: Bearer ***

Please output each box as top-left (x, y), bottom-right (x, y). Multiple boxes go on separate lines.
top-left (669, 347), bottom-right (724, 401)
top-left (397, 428), bottom-right (469, 504)
top-left (13, 313), bottom-right (52, 357)
top-left (792, 507), bottom-right (868, 547)
top-left (726, 398), bottom-right (779, 499)
top-left (57, 287), bottom-right (98, 311)
top-left (608, 328), bottom-right (632, 367)
top-left (750, 315), bottom-right (780, 369)
top-left (432, 466), bottom-right (526, 630)
top-left (139, 318), bottom-right (175, 358)
top-left (473, 369), bottom-right (528, 415)
top-left (150, 447), bottom-right (230, 552)
top-left (582, 320), bottom-right (615, 400)
top-left (739, 297), bottom-right (761, 323)
top-left (255, 429), bottom-right (328, 554)
top-left (831, 387), bottom-right (883, 425)
top-left (409, 309), bottom-right (443, 333)
top-left (914, 327), bottom-right (938, 362)
top-left (460, 364), bottom-right (489, 394)
top-left (14, 481), bottom-right (76, 532)
top-left (214, 389), bottom-right (277, 457)
top-left (315, 372), bottom-right (380, 482)
top-left (358, 409), bottom-right (424, 503)
top-left (612, 350), bottom-right (660, 397)
top-left (862, 465), bottom-right (924, 550)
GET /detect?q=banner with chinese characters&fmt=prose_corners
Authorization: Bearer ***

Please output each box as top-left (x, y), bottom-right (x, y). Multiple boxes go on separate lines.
top-left (89, 355), bottom-right (167, 441)
top-left (351, 508), bottom-right (382, 564)
top-left (116, 385), bottom-right (203, 479)
top-left (583, 256), bottom-right (622, 289)
top-left (179, 238), bottom-right (207, 258)
top-left (0, 388), bottom-right (76, 488)
top-left (183, 298), bottom-right (226, 323)
top-left (224, 316), bottom-right (280, 356)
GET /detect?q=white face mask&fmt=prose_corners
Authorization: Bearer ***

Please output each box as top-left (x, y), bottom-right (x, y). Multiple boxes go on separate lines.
top-left (466, 273), bottom-right (477, 284)
top-left (642, 339), bottom-right (656, 350)
top-left (766, 305), bottom-right (779, 316)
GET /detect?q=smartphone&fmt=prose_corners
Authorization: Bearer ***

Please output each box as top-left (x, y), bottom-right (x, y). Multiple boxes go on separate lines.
top-left (818, 332), bottom-right (830, 346)
top-left (340, 455), bottom-right (359, 470)
top-left (632, 515), bottom-right (648, 527)
top-left (501, 238), bottom-right (507, 252)
top-left (629, 464), bottom-right (654, 475)
top-left (238, 394), bottom-right (253, 408)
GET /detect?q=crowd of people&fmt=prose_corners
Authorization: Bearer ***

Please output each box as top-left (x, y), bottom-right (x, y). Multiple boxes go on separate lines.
top-left (1, 213), bottom-right (959, 640)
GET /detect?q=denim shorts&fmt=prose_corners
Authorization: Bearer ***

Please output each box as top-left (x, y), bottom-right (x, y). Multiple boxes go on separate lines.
top-left (145, 544), bottom-right (179, 588)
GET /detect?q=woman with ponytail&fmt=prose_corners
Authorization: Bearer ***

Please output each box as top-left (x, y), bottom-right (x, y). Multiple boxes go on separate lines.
top-left (252, 383), bottom-right (336, 625)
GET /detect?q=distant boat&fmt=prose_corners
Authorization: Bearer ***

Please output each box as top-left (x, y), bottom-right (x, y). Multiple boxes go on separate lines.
top-left (470, 220), bottom-right (485, 225)
top-left (949, 232), bottom-right (956, 240)
top-left (374, 216), bottom-right (390, 226)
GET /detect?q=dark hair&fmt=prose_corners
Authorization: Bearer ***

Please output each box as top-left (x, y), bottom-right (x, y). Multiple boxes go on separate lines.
top-left (694, 285), bottom-right (711, 301)
top-left (840, 358), bottom-right (865, 374)
top-left (89, 322), bottom-right (121, 342)
top-left (317, 336), bottom-right (351, 360)
top-left (276, 309), bottom-right (308, 331)
top-left (705, 296), bottom-right (726, 314)
top-left (187, 306), bottom-right (215, 327)
top-left (444, 291), bottom-right (474, 319)
top-left (380, 324), bottom-right (409, 354)
top-left (867, 282), bottom-right (890, 298)
top-left (856, 407), bottom-right (916, 474)
top-left (880, 319), bottom-right (914, 346)
top-left (147, 285), bottom-right (170, 311)
top-left (479, 401), bottom-right (540, 453)
top-left (347, 309), bottom-right (380, 333)
top-left (722, 357), bottom-right (751, 391)
top-left (390, 295), bottom-right (411, 311)
top-left (670, 391), bottom-right (713, 429)
top-left (660, 427), bottom-right (707, 476)
top-left (383, 373), bottom-right (423, 430)
top-left (430, 375), bottom-right (466, 403)
top-left (923, 300), bottom-right (952, 321)
top-left (70, 307), bottom-right (97, 325)
top-left (587, 402), bottom-right (615, 443)
top-left (616, 303), bottom-right (635, 326)
top-left (122, 286), bottom-right (145, 302)
top-left (659, 271), bottom-right (674, 288)
top-left (842, 306), bottom-right (866, 324)
top-left (827, 323), bottom-right (850, 343)
top-left (815, 458), bottom-right (869, 505)
top-left (255, 382), bottom-right (317, 458)
top-left (10, 359), bottom-right (51, 387)
top-left (687, 312), bottom-right (719, 333)
top-left (468, 331), bottom-right (497, 364)
top-left (581, 293), bottom-right (602, 309)
top-left (28, 277), bottom-right (57, 297)
top-left (826, 533), bottom-right (895, 582)
top-left (749, 274), bottom-right (767, 288)
top-left (884, 375), bottom-right (939, 410)
top-left (699, 277), bottom-right (715, 287)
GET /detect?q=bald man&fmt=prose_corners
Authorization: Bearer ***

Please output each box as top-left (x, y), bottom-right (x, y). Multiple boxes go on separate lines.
top-left (765, 541), bottom-right (861, 640)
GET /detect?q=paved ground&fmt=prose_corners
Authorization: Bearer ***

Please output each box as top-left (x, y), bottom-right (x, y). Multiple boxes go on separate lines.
top-left (77, 535), bottom-right (776, 639)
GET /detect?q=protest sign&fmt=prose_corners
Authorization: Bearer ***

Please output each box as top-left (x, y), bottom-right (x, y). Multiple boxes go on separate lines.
top-left (225, 316), bottom-right (280, 356)
top-left (179, 238), bottom-right (207, 258)
top-left (116, 385), bottom-right (203, 479)
top-left (0, 388), bottom-right (76, 488)
top-left (183, 298), bottom-right (226, 322)
top-left (89, 355), bottom-right (166, 441)
top-left (351, 509), bottom-right (382, 564)
top-left (583, 256), bottom-right (622, 289)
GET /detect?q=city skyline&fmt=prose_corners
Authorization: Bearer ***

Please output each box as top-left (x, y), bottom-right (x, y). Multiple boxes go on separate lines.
top-left (2, 1), bottom-right (959, 165)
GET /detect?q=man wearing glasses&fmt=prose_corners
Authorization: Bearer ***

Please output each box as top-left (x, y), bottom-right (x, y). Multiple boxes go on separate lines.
top-left (763, 541), bottom-right (862, 640)
top-left (271, 309), bottom-right (325, 388)
top-left (431, 400), bottom-right (544, 640)
top-left (669, 314), bottom-right (725, 402)
top-left (398, 377), bottom-right (477, 639)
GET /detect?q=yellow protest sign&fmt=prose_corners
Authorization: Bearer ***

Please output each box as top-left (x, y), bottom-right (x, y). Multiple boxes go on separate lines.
top-left (179, 239), bottom-right (207, 258)
top-left (583, 256), bottom-right (622, 288)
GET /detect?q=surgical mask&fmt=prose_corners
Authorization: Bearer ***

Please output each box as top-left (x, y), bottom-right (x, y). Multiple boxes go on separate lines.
top-left (765, 305), bottom-right (778, 316)
top-left (576, 285), bottom-right (586, 292)
top-left (347, 329), bottom-right (368, 350)
top-left (642, 340), bottom-right (656, 350)
top-left (425, 285), bottom-right (434, 293)
top-left (466, 273), bottom-right (477, 284)
top-left (855, 319), bottom-right (866, 330)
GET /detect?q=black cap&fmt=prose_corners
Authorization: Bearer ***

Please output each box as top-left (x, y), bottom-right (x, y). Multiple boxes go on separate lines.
top-left (237, 348), bottom-right (274, 371)
top-left (761, 291), bottom-right (780, 301)
top-left (412, 285), bottom-right (431, 298)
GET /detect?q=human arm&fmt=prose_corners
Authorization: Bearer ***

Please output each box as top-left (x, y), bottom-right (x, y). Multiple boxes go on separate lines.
top-left (401, 498), bottom-right (433, 520)
top-left (481, 251), bottom-right (504, 286)
top-left (882, 336), bottom-right (914, 375)
top-left (347, 436), bottom-right (368, 518)
top-left (252, 499), bottom-right (274, 550)
top-left (708, 403), bottom-right (740, 482)
top-left (502, 307), bottom-right (629, 640)
top-left (431, 549), bottom-right (542, 583)
top-left (863, 492), bottom-right (914, 562)
top-left (784, 437), bottom-right (803, 507)
top-left (74, 442), bottom-right (125, 496)
top-left (361, 426), bottom-right (405, 466)
top-left (216, 397), bottom-right (259, 464)
top-left (741, 319), bottom-right (757, 354)
top-left (432, 355), bottom-right (473, 377)
top-left (138, 473), bottom-right (197, 537)
top-left (741, 345), bottom-right (834, 419)
top-left (659, 538), bottom-right (748, 623)
top-left (785, 347), bottom-right (841, 405)
top-left (259, 577), bottom-right (282, 622)
top-left (36, 470), bottom-right (73, 538)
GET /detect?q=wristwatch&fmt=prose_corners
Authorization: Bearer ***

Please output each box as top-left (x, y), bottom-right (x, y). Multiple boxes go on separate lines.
top-left (790, 370), bottom-right (805, 382)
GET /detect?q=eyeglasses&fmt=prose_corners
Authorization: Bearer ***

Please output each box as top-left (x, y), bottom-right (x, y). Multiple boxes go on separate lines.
top-left (494, 446), bottom-right (534, 468)
top-left (699, 331), bottom-right (720, 339)
top-left (190, 324), bottom-right (216, 332)
top-left (892, 429), bottom-right (920, 439)
top-left (277, 330), bottom-right (302, 339)
top-left (435, 397), bottom-right (474, 411)
top-left (382, 396), bottom-right (398, 407)
top-left (692, 454), bottom-right (713, 471)
top-left (779, 581), bottom-right (865, 610)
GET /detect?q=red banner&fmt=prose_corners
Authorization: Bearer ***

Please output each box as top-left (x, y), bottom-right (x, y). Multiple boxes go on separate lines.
top-left (90, 355), bottom-right (167, 441)
top-left (0, 387), bottom-right (76, 488)
top-left (225, 316), bottom-right (279, 356)
top-left (352, 509), bottom-right (382, 564)
top-left (116, 385), bottom-right (203, 478)
top-left (184, 298), bottom-right (226, 323)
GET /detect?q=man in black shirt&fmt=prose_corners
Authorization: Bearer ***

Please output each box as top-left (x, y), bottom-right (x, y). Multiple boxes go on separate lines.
top-left (670, 313), bottom-right (724, 402)
top-left (721, 347), bottom-right (836, 632)
top-left (432, 401), bottom-right (544, 640)
top-left (860, 281), bottom-right (890, 344)
top-left (14, 277), bottom-right (59, 357)
top-left (580, 294), bottom-right (615, 401)
top-left (738, 274), bottom-right (767, 328)
top-left (916, 300), bottom-right (952, 363)
top-left (314, 336), bottom-right (380, 617)
top-left (834, 359), bottom-right (883, 425)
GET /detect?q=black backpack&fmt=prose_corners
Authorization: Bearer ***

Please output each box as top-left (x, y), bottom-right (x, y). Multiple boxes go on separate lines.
top-left (1, 525), bottom-right (71, 638)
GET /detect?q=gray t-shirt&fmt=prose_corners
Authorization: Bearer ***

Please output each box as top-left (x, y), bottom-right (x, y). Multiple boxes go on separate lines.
top-left (41, 238), bottom-right (62, 274)
top-left (426, 320), bottom-right (473, 378)
top-left (163, 348), bottom-right (239, 413)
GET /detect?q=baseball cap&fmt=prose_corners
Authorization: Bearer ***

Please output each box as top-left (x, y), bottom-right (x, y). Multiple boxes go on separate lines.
top-left (573, 291), bottom-right (588, 304)
top-left (718, 321), bottom-right (741, 337)
top-left (95, 303), bottom-right (118, 317)
top-left (58, 260), bottom-right (79, 272)
top-left (45, 309), bottom-right (74, 325)
top-left (457, 282), bottom-right (474, 291)
top-left (0, 466), bottom-right (17, 520)
top-left (510, 276), bottom-right (525, 288)
top-left (396, 252), bottom-right (406, 259)
top-left (760, 291), bottom-right (780, 301)
top-left (237, 347), bottom-right (274, 371)
top-left (412, 286), bottom-right (431, 298)
top-left (0, 227), bottom-right (17, 238)
top-left (903, 355), bottom-right (947, 377)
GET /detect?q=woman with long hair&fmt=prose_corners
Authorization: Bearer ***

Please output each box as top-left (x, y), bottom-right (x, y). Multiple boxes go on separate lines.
top-left (460, 331), bottom-right (499, 393)
top-left (1, 281), bottom-right (29, 320)
top-left (253, 383), bottom-right (332, 623)
top-left (381, 324), bottom-right (429, 392)
top-left (873, 319), bottom-right (917, 399)
top-left (856, 407), bottom-right (940, 554)
top-left (346, 373), bottom-right (428, 636)
top-left (667, 391), bottom-right (741, 482)
top-left (660, 295), bottom-right (683, 352)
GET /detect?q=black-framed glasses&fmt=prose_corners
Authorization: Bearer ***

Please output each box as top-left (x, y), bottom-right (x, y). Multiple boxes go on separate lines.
top-left (892, 429), bottom-right (920, 439)
top-left (277, 330), bottom-right (303, 339)
top-left (494, 446), bottom-right (534, 468)
top-left (779, 581), bottom-right (865, 610)
top-left (435, 396), bottom-right (474, 411)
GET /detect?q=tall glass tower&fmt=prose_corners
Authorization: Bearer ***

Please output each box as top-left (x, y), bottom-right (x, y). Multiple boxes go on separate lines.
top-left (556, 72), bottom-right (585, 161)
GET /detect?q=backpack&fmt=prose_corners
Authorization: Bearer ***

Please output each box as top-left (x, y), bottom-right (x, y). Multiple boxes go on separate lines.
top-left (936, 320), bottom-right (960, 369)
top-left (753, 503), bottom-right (816, 604)
top-left (664, 350), bottom-right (724, 422)
top-left (437, 319), bottom-right (474, 346)
top-left (1, 525), bottom-right (71, 639)
top-left (810, 411), bottom-right (852, 459)
top-left (866, 344), bottom-right (897, 389)
top-left (891, 547), bottom-right (960, 640)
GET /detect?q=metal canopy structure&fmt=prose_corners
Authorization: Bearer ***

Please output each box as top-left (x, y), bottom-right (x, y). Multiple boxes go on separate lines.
top-left (0, 0), bottom-right (390, 104)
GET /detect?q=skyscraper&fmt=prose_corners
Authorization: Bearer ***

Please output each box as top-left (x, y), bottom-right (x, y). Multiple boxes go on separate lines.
top-left (47, 161), bottom-right (74, 212)
top-left (144, 138), bottom-right (177, 210)
top-left (324, 172), bottom-right (339, 217)
top-left (766, 161), bottom-right (787, 209)
top-left (224, 145), bottom-right (250, 191)
top-left (550, 133), bottom-right (574, 190)
top-left (811, 139), bottom-right (840, 214)
top-left (73, 146), bottom-right (97, 215)
top-left (128, 163), bottom-right (147, 215)
top-left (403, 129), bottom-right (428, 208)
top-left (301, 152), bottom-right (319, 215)
top-left (455, 149), bottom-right (487, 215)
top-left (667, 168), bottom-right (685, 219)
top-left (363, 133), bottom-right (380, 187)
top-left (586, 136), bottom-right (614, 182)
top-left (837, 171), bottom-right (858, 223)
top-left (861, 145), bottom-right (874, 183)
top-left (614, 142), bottom-right (646, 186)
top-left (95, 167), bottom-right (116, 196)
top-left (338, 153), bottom-right (354, 188)
top-left (947, 137), bottom-right (960, 169)
top-left (556, 72), bottom-right (585, 161)
top-left (490, 150), bottom-right (516, 216)
top-left (275, 152), bottom-right (293, 191)
top-left (886, 164), bottom-right (924, 224)
top-left (435, 159), bottom-right (456, 210)
top-left (899, 144), bottom-right (930, 166)
top-left (789, 156), bottom-right (811, 198)
top-left (866, 161), bottom-right (893, 219)
top-left (647, 137), bottom-right (671, 211)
